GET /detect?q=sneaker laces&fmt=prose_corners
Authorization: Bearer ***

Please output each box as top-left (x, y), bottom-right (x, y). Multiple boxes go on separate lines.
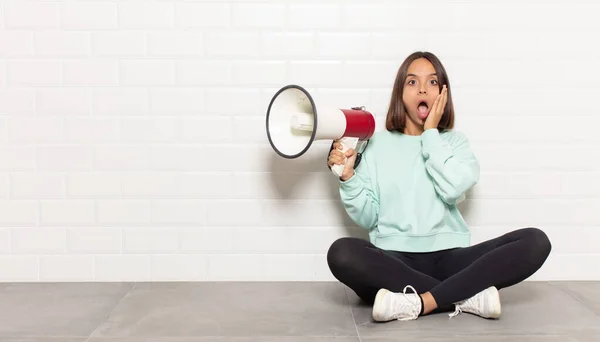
top-left (395, 285), bottom-right (421, 321)
top-left (449, 294), bottom-right (478, 319)
top-left (449, 305), bottom-right (462, 318)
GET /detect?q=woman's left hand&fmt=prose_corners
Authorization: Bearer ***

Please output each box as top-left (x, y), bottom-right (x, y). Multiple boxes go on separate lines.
top-left (424, 84), bottom-right (447, 131)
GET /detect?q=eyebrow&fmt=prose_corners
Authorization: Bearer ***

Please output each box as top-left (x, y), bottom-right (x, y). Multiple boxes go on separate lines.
top-left (407, 73), bottom-right (437, 77)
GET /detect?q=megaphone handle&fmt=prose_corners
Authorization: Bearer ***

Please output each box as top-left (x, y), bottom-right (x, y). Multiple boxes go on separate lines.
top-left (331, 137), bottom-right (359, 178)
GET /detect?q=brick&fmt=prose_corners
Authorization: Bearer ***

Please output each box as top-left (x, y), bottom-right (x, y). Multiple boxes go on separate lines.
top-left (37, 146), bottom-right (93, 171)
top-left (0, 256), bottom-right (38, 281)
top-left (179, 117), bottom-right (233, 143)
top-left (93, 88), bottom-right (149, 116)
top-left (118, 1), bottom-right (174, 29)
top-left (96, 200), bottom-right (151, 226)
top-left (0, 146), bottom-right (36, 171)
top-left (205, 200), bottom-right (262, 227)
top-left (0, 88), bottom-right (35, 115)
top-left (8, 118), bottom-right (63, 143)
top-left (40, 256), bottom-right (94, 281)
top-left (204, 87), bottom-right (261, 116)
top-left (179, 227), bottom-right (235, 253)
top-left (36, 88), bottom-right (91, 116)
top-left (63, 60), bottom-right (119, 86)
top-left (0, 228), bottom-right (9, 253)
top-left (93, 146), bottom-right (149, 171)
top-left (371, 32), bottom-right (427, 59)
top-left (66, 227), bottom-right (122, 254)
top-left (120, 60), bottom-right (174, 86)
top-left (206, 254), bottom-right (261, 281)
top-left (262, 32), bottom-right (315, 59)
top-left (94, 255), bottom-right (151, 281)
top-left (232, 117), bottom-right (264, 144)
top-left (232, 3), bottom-right (285, 28)
top-left (64, 118), bottom-right (119, 143)
top-left (4, 2), bottom-right (60, 28)
top-left (67, 172), bottom-right (121, 199)
top-left (149, 88), bottom-right (203, 115)
top-left (315, 33), bottom-right (371, 59)
top-left (0, 173), bottom-right (8, 199)
top-left (289, 61), bottom-right (343, 87)
top-left (120, 117), bottom-right (177, 143)
top-left (150, 200), bottom-right (205, 226)
top-left (288, 4), bottom-right (341, 29)
top-left (147, 31), bottom-right (203, 56)
top-left (0, 31), bottom-right (34, 57)
top-left (123, 227), bottom-right (179, 253)
top-left (34, 31), bottom-right (90, 57)
top-left (175, 3), bottom-right (230, 28)
top-left (40, 200), bottom-right (95, 226)
top-left (150, 255), bottom-right (208, 281)
top-left (7, 60), bottom-right (61, 86)
top-left (205, 31), bottom-right (260, 58)
top-left (231, 61), bottom-right (286, 86)
top-left (175, 61), bottom-right (231, 86)
top-left (343, 4), bottom-right (400, 29)
top-left (10, 172), bottom-right (65, 199)
top-left (342, 61), bottom-right (400, 87)
top-left (149, 146), bottom-right (206, 171)
top-left (91, 32), bottom-right (145, 56)
top-left (61, 2), bottom-right (117, 29)
top-left (121, 172), bottom-right (233, 199)
top-left (10, 227), bottom-right (66, 253)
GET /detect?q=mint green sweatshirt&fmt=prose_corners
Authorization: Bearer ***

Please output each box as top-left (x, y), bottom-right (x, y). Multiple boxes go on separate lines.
top-left (339, 128), bottom-right (480, 253)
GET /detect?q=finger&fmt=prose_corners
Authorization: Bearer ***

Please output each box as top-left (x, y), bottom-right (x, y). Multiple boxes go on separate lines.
top-left (437, 87), bottom-right (446, 115)
top-left (330, 154), bottom-right (345, 164)
top-left (345, 148), bottom-right (356, 157)
top-left (431, 93), bottom-right (441, 115)
top-left (442, 85), bottom-right (448, 114)
top-left (332, 150), bottom-right (344, 159)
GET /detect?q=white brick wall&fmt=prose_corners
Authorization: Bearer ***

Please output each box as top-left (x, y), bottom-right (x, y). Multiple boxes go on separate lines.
top-left (0, 0), bottom-right (599, 281)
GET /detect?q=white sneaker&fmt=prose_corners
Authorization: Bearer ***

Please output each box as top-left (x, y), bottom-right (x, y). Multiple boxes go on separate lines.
top-left (449, 286), bottom-right (501, 319)
top-left (372, 285), bottom-right (422, 322)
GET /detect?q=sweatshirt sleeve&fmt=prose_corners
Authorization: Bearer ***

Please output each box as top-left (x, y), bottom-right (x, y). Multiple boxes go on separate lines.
top-left (421, 128), bottom-right (480, 205)
top-left (338, 150), bottom-right (379, 231)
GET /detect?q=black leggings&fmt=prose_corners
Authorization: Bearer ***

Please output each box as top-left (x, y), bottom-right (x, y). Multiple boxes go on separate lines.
top-left (327, 227), bottom-right (551, 313)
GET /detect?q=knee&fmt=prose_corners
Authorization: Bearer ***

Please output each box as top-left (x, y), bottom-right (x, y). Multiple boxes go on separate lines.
top-left (326, 237), bottom-right (363, 273)
top-left (522, 227), bottom-right (552, 261)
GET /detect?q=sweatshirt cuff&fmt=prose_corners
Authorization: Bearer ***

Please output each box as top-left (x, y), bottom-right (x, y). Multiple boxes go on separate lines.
top-left (421, 128), bottom-right (452, 161)
top-left (339, 173), bottom-right (362, 197)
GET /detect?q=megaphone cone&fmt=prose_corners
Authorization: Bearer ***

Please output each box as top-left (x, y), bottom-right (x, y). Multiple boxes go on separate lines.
top-left (266, 84), bottom-right (375, 177)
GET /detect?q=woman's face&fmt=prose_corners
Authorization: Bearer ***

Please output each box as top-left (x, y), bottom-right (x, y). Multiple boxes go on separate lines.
top-left (402, 58), bottom-right (441, 127)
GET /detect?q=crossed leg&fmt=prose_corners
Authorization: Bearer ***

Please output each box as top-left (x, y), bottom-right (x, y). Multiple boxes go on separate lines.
top-left (327, 227), bottom-right (552, 315)
top-left (424, 227), bottom-right (552, 311)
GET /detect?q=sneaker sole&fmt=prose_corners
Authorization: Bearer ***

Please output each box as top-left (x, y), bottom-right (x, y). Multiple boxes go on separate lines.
top-left (486, 286), bottom-right (501, 319)
top-left (372, 288), bottom-right (390, 322)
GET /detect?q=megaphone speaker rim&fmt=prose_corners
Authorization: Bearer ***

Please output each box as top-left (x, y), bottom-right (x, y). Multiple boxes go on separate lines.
top-left (266, 84), bottom-right (317, 159)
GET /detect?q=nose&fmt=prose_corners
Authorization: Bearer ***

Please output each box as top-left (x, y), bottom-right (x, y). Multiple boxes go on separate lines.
top-left (418, 88), bottom-right (427, 94)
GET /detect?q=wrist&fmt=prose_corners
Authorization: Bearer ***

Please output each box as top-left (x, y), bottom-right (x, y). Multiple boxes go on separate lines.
top-left (340, 171), bottom-right (354, 182)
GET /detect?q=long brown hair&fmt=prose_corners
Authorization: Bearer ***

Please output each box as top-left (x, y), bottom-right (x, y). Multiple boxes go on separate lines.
top-left (385, 51), bottom-right (455, 133)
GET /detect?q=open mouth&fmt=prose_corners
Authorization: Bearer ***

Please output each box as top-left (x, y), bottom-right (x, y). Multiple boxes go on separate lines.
top-left (417, 100), bottom-right (429, 119)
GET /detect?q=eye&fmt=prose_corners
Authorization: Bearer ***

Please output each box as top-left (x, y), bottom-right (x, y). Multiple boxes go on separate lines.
top-left (407, 80), bottom-right (416, 85)
top-left (429, 79), bottom-right (438, 85)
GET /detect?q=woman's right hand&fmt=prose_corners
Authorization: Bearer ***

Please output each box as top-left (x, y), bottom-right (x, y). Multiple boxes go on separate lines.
top-left (328, 140), bottom-right (357, 181)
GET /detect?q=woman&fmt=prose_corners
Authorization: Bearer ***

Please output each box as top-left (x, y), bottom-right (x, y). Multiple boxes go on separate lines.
top-left (326, 51), bottom-right (551, 322)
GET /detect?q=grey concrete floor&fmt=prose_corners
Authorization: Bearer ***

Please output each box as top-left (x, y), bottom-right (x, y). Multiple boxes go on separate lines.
top-left (0, 281), bottom-right (599, 342)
